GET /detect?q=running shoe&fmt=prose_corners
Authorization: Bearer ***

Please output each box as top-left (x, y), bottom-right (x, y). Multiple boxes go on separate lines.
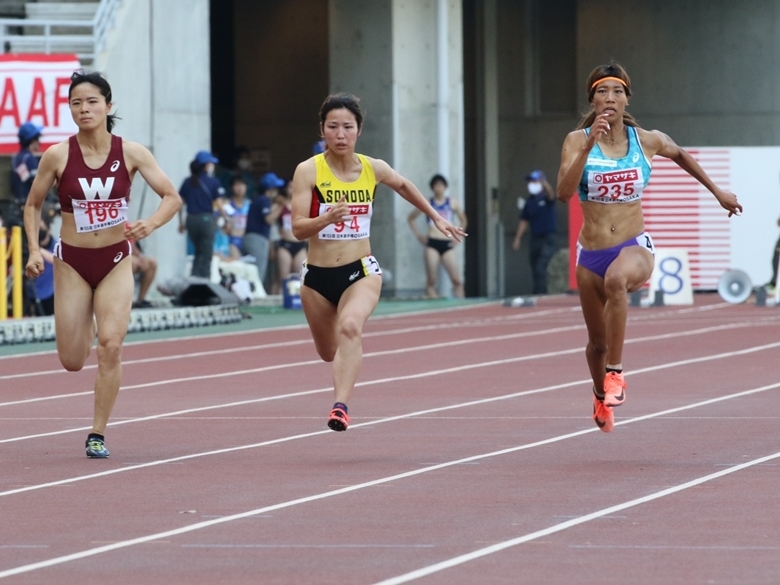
top-left (327, 407), bottom-right (350, 432)
top-left (603, 371), bottom-right (626, 407)
top-left (85, 437), bottom-right (110, 458)
top-left (592, 393), bottom-right (614, 433)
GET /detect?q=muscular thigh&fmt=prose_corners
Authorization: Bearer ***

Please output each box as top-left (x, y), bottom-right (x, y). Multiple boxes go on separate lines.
top-left (576, 265), bottom-right (607, 343)
top-left (53, 259), bottom-right (97, 360)
top-left (607, 246), bottom-right (654, 293)
top-left (337, 275), bottom-right (381, 321)
top-left (93, 257), bottom-right (134, 345)
top-left (301, 286), bottom-right (338, 357)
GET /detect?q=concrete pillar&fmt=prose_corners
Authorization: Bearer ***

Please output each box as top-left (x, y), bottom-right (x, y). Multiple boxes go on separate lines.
top-left (329, 0), bottom-right (463, 297)
top-left (99, 0), bottom-right (212, 289)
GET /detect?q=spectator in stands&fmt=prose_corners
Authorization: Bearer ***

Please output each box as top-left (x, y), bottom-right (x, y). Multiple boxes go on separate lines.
top-left (11, 121), bottom-right (43, 222)
top-left (178, 150), bottom-right (226, 278)
top-left (234, 146), bottom-right (258, 200)
top-left (242, 173), bottom-right (275, 289)
top-left (223, 174), bottom-right (251, 259)
top-left (131, 240), bottom-right (157, 309)
top-left (272, 179), bottom-right (307, 295)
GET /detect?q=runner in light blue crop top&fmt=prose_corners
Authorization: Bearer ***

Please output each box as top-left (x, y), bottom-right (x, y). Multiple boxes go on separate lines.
top-left (578, 125), bottom-right (652, 204)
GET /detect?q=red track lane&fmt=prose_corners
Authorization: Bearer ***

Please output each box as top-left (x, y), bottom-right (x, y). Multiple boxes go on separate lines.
top-left (1, 294), bottom-right (779, 584)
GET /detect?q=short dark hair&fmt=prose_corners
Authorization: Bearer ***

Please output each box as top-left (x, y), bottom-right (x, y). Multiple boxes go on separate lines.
top-left (429, 174), bottom-right (448, 189)
top-left (69, 69), bottom-right (120, 132)
top-left (319, 93), bottom-right (364, 130)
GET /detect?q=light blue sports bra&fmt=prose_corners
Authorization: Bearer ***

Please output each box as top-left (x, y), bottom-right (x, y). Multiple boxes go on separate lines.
top-left (578, 125), bottom-right (652, 203)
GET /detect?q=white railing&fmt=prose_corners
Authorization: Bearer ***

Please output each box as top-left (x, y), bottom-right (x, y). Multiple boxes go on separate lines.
top-left (93, 0), bottom-right (122, 54)
top-left (0, 0), bottom-right (122, 64)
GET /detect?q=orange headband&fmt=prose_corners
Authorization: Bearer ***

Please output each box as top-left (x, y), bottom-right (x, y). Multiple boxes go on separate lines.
top-left (590, 76), bottom-right (628, 90)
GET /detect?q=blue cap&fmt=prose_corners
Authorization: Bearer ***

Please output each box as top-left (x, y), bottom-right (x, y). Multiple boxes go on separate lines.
top-left (194, 150), bottom-right (219, 165)
top-left (18, 121), bottom-right (43, 143)
top-left (260, 172), bottom-right (285, 190)
top-left (526, 170), bottom-right (544, 182)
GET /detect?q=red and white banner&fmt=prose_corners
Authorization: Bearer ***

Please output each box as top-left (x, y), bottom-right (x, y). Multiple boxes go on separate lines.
top-left (0, 54), bottom-right (80, 154)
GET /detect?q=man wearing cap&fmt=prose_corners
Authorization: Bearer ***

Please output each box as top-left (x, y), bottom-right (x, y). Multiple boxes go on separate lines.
top-left (11, 121), bottom-right (44, 217)
top-left (512, 169), bottom-right (559, 294)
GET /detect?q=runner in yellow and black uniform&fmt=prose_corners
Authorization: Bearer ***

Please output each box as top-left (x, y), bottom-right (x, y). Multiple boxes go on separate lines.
top-left (291, 93), bottom-right (467, 432)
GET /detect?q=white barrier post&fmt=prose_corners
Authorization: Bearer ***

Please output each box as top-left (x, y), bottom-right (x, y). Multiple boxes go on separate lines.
top-left (648, 248), bottom-right (694, 305)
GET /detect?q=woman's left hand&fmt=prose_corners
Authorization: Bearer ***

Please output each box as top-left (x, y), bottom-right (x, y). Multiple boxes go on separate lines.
top-left (432, 217), bottom-right (467, 243)
top-left (715, 189), bottom-right (742, 217)
top-left (126, 220), bottom-right (155, 241)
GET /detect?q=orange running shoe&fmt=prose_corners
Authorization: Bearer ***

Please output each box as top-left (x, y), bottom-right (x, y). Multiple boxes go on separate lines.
top-left (592, 393), bottom-right (614, 433)
top-left (603, 371), bottom-right (626, 407)
top-left (327, 407), bottom-right (350, 432)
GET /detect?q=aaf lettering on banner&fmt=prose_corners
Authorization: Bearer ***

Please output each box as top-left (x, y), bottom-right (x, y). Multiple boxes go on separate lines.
top-left (648, 248), bottom-right (693, 305)
top-left (0, 54), bottom-right (80, 154)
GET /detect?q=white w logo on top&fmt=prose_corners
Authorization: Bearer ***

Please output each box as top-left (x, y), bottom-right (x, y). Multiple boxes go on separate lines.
top-left (78, 177), bottom-right (115, 200)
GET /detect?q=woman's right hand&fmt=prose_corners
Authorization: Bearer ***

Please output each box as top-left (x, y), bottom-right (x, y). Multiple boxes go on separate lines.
top-left (178, 223), bottom-right (186, 234)
top-left (326, 194), bottom-right (350, 225)
top-left (588, 113), bottom-right (611, 148)
top-left (25, 249), bottom-right (44, 279)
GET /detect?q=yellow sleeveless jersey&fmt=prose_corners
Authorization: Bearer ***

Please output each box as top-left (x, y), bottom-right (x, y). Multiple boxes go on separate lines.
top-left (310, 153), bottom-right (377, 240)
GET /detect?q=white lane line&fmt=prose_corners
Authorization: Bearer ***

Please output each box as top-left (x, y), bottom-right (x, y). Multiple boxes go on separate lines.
top-left (0, 306), bottom-right (589, 381)
top-left (0, 299), bottom-right (749, 368)
top-left (1, 373), bottom-right (778, 503)
top-left (0, 384), bottom-right (777, 579)
top-left (2, 336), bottom-right (780, 446)
top-left (0, 322), bottom-right (584, 382)
top-left (0, 317), bottom-right (769, 405)
top-left (3, 335), bottom-right (780, 446)
top-left (0, 299), bottom-right (521, 362)
top-left (371, 450), bottom-right (780, 585)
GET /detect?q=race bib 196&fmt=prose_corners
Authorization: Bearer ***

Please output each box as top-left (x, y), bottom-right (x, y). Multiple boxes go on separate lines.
top-left (73, 198), bottom-right (129, 233)
top-left (318, 203), bottom-right (372, 240)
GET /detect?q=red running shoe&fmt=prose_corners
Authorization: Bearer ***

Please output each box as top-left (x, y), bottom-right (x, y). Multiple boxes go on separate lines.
top-left (327, 407), bottom-right (350, 432)
top-left (592, 394), bottom-right (614, 433)
top-left (603, 371), bottom-right (626, 407)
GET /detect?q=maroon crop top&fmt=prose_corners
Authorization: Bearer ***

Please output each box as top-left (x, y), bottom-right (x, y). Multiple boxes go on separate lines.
top-left (57, 134), bottom-right (132, 213)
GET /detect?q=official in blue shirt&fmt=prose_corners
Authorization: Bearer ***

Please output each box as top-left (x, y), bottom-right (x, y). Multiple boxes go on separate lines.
top-left (178, 150), bottom-right (226, 278)
top-left (512, 169), bottom-right (559, 294)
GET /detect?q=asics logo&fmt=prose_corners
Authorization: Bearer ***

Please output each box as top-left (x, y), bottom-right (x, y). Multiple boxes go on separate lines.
top-left (110, 160), bottom-right (121, 172)
top-left (348, 271), bottom-right (360, 281)
top-left (320, 181), bottom-right (331, 187)
top-left (113, 252), bottom-right (124, 263)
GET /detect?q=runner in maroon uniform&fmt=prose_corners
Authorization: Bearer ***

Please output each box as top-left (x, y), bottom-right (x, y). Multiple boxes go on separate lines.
top-left (24, 70), bottom-right (181, 458)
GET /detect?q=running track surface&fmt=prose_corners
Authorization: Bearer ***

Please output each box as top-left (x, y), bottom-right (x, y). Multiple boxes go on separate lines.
top-left (1, 294), bottom-right (779, 584)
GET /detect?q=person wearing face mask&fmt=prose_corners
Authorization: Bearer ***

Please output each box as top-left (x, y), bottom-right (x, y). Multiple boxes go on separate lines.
top-left (512, 169), bottom-right (558, 295)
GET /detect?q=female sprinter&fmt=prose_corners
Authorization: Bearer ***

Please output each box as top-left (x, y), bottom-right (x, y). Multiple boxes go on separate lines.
top-left (290, 93), bottom-right (467, 431)
top-left (556, 61), bottom-right (741, 433)
top-left (24, 70), bottom-right (182, 458)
